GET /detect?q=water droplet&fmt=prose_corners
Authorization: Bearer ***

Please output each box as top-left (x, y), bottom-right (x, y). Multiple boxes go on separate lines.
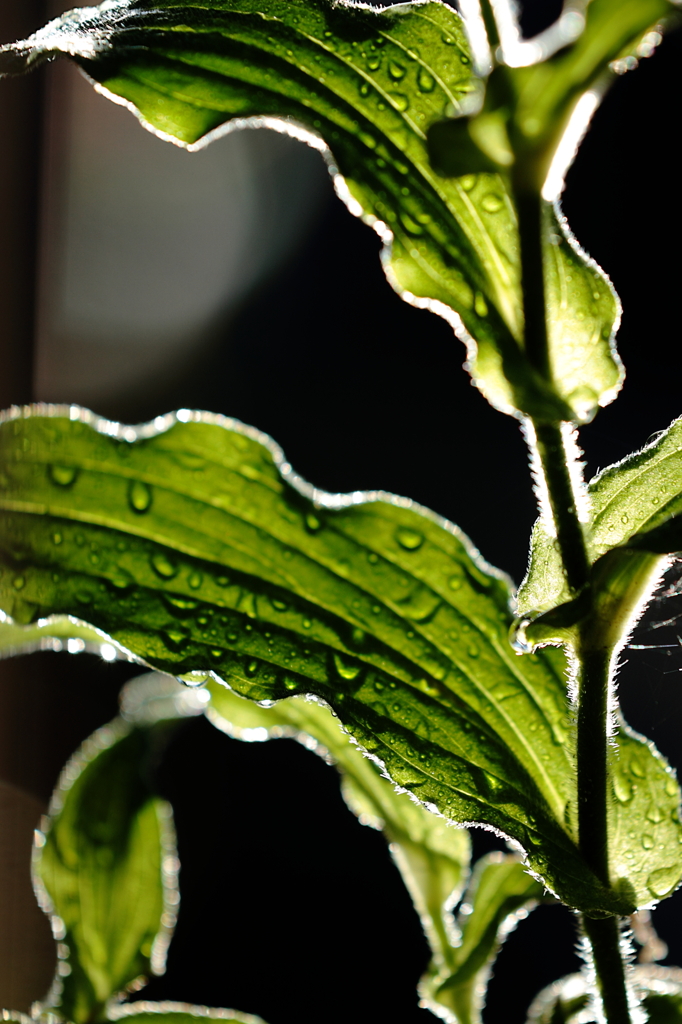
top-left (305, 512), bottom-right (322, 532)
top-left (647, 865), bottom-right (680, 898)
top-left (441, 33), bottom-right (455, 44)
top-left (188, 572), bottom-right (203, 590)
top-left (481, 193), bottom-right (503, 213)
top-left (367, 55), bottom-right (380, 71)
top-left (646, 804), bottom-right (663, 824)
top-left (359, 131), bottom-right (376, 149)
top-left (367, 552), bottom-right (379, 565)
top-left (210, 648), bottom-right (222, 660)
top-left (12, 575), bottom-right (25, 590)
top-left (246, 660), bottom-right (259, 676)
top-left (284, 677), bottom-right (297, 691)
top-left (621, 514), bottom-right (629, 525)
top-left (613, 776), bottom-right (633, 803)
top-left (629, 757), bottom-right (645, 778)
top-left (474, 292), bottom-right (488, 317)
top-left (359, 81), bottom-right (370, 97)
top-left (129, 481), bottom-right (152, 513)
top-left (388, 60), bottom-right (406, 80)
top-left (459, 174), bottom-right (476, 192)
top-left (333, 652), bottom-right (363, 681)
top-left (374, 680), bottom-right (385, 692)
top-left (151, 552), bottom-right (178, 579)
top-left (52, 531), bottom-right (63, 545)
top-left (164, 627), bottom-right (190, 649)
top-left (467, 643), bottom-right (479, 658)
top-left (166, 594), bottom-right (198, 610)
top-left (665, 776), bottom-right (679, 797)
top-left (417, 67), bottom-right (435, 92)
top-left (271, 597), bottom-right (288, 612)
top-left (396, 527), bottom-right (424, 550)
top-left (351, 627), bottom-right (367, 647)
top-left (49, 464), bottom-right (78, 487)
top-left (642, 834), bottom-right (655, 850)
top-left (388, 92), bottom-right (409, 111)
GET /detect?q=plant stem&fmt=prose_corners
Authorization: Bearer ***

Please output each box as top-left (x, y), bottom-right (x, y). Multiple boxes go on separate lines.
top-left (583, 917), bottom-right (633, 1024)
top-left (574, 644), bottom-right (611, 885)
top-left (514, 174), bottom-right (632, 1024)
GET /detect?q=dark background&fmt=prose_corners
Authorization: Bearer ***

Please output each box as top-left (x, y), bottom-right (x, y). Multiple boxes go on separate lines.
top-left (3, 2), bottom-right (682, 1021)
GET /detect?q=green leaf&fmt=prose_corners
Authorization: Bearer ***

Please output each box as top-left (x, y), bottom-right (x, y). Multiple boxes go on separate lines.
top-left (205, 677), bottom-right (471, 973)
top-left (1, 407), bottom-right (679, 916)
top-left (527, 965), bottom-right (682, 1024)
top-left (518, 415), bottom-right (682, 621)
top-left (421, 852), bottom-right (543, 1024)
top-left (0, 0), bottom-right (619, 423)
top-left (34, 720), bottom-right (178, 1024)
top-left (107, 1003), bottom-right (268, 1024)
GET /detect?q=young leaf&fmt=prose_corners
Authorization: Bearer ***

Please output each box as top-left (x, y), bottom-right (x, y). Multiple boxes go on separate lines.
top-left (1, 407), bottom-right (679, 916)
top-left (421, 852), bottom-right (543, 1024)
top-left (518, 416), bottom-right (682, 620)
top-left (34, 721), bottom-right (178, 1024)
top-left (0, 0), bottom-right (619, 423)
top-left (205, 677), bottom-right (471, 970)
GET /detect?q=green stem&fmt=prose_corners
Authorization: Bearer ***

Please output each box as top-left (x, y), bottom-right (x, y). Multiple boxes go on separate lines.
top-left (514, 173), bottom-right (632, 1024)
top-left (532, 421), bottom-right (591, 595)
top-left (582, 917), bottom-right (633, 1024)
top-left (574, 644), bottom-right (611, 884)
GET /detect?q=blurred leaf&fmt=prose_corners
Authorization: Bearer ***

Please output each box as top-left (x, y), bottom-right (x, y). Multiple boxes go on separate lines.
top-left (508, 0), bottom-right (678, 153)
top-left (421, 853), bottom-right (543, 1024)
top-left (2, 408), bottom-right (679, 915)
top-left (108, 1002), bottom-right (268, 1024)
top-left (0, 0), bottom-right (620, 422)
top-left (518, 416), bottom-right (682, 620)
top-left (35, 721), bottom-right (177, 1024)
top-left (205, 679), bottom-right (471, 970)
top-left (527, 965), bottom-right (682, 1024)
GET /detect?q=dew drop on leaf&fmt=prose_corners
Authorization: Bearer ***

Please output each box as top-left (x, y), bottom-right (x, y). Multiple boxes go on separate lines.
top-left (630, 757), bottom-right (645, 778)
top-left (613, 776), bottom-right (633, 804)
top-left (481, 193), bottom-right (503, 213)
top-left (12, 575), bottom-right (25, 590)
top-left (647, 865), bottom-right (681, 899)
top-left (333, 652), bottom-right (363, 681)
top-left (459, 174), bottom-right (476, 192)
top-left (246, 660), bottom-right (259, 675)
top-left (417, 67), bottom-right (435, 92)
top-left (188, 572), bottom-right (203, 590)
top-left (395, 527), bottom-right (424, 550)
top-left (151, 552), bottom-right (178, 579)
top-left (388, 92), bottom-right (409, 111)
top-left (271, 597), bottom-right (288, 612)
top-left (52, 531), bottom-right (63, 545)
top-left (665, 776), bottom-right (679, 797)
top-left (128, 480), bottom-right (152, 513)
top-left (388, 60), bottom-right (406, 80)
top-left (305, 512), bottom-right (322, 532)
top-left (646, 803), bottom-right (663, 824)
top-left (642, 834), bottom-right (655, 850)
top-left (49, 464), bottom-right (78, 487)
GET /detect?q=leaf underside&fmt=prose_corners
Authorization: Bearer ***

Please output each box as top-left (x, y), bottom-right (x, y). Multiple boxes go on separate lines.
top-left (0, 0), bottom-right (621, 422)
top-left (2, 409), bottom-right (681, 914)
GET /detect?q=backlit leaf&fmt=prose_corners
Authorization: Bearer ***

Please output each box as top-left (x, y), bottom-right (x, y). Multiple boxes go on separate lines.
top-left (34, 720), bottom-right (177, 1024)
top-left (421, 853), bottom-right (543, 1024)
top-left (518, 416), bottom-right (682, 620)
top-left (2, 407), bottom-right (680, 915)
top-left (0, 0), bottom-right (619, 422)
top-left (527, 965), bottom-right (682, 1024)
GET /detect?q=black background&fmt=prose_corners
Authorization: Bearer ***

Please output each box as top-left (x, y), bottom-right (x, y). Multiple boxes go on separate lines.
top-left (6, 3), bottom-right (682, 1021)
